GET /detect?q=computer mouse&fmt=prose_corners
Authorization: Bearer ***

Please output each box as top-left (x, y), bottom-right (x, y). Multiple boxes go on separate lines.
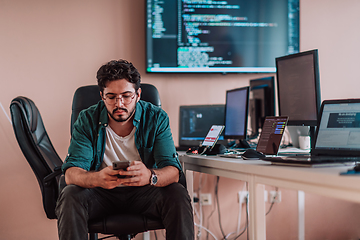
top-left (242, 149), bottom-right (265, 159)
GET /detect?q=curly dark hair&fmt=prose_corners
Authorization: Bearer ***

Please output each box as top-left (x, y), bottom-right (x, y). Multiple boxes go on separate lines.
top-left (96, 59), bottom-right (141, 93)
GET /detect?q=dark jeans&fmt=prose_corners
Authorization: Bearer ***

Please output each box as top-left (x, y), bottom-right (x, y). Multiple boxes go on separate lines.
top-left (55, 183), bottom-right (194, 240)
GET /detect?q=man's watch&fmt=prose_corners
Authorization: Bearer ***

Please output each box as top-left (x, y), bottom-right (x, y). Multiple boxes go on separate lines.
top-left (150, 169), bottom-right (158, 186)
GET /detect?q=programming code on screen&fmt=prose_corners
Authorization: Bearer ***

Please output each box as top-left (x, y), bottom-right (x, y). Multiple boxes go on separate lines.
top-left (146, 0), bottom-right (299, 73)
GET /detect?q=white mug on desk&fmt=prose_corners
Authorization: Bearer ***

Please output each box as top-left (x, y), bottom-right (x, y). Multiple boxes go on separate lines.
top-left (298, 136), bottom-right (310, 150)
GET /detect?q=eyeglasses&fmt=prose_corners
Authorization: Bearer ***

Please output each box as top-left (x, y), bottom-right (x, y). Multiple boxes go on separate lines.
top-left (103, 92), bottom-right (136, 105)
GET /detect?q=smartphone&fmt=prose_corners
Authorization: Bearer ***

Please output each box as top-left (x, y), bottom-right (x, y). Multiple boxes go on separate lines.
top-left (201, 125), bottom-right (225, 150)
top-left (113, 161), bottom-right (130, 170)
top-left (112, 161), bottom-right (130, 178)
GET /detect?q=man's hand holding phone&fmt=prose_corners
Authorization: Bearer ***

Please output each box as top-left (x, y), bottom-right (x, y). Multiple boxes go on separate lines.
top-left (112, 160), bottom-right (130, 178)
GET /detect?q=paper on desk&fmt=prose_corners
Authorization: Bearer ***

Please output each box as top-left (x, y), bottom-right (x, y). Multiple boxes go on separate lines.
top-left (278, 147), bottom-right (310, 154)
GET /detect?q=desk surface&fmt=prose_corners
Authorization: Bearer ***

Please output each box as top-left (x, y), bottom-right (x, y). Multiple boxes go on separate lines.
top-left (180, 153), bottom-right (360, 203)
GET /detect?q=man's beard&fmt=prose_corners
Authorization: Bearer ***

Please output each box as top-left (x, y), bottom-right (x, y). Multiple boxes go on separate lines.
top-left (108, 106), bottom-right (136, 123)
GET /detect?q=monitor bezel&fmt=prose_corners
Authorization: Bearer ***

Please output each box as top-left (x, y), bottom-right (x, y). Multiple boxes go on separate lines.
top-left (224, 86), bottom-right (250, 140)
top-left (276, 49), bottom-right (321, 127)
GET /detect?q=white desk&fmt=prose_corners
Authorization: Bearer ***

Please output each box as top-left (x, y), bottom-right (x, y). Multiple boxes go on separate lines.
top-left (180, 153), bottom-right (360, 240)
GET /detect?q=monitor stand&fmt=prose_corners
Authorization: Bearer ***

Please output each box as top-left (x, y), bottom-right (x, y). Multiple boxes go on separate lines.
top-left (236, 139), bottom-right (251, 149)
top-left (309, 126), bottom-right (316, 150)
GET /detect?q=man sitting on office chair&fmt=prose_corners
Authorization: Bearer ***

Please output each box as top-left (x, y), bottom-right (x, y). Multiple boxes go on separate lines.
top-left (55, 59), bottom-right (194, 240)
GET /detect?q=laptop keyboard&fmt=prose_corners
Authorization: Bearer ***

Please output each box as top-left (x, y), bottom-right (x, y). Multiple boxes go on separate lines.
top-left (277, 155), bottom-right (360, 163)
top-left (309, 156), bottom-right (360, 162)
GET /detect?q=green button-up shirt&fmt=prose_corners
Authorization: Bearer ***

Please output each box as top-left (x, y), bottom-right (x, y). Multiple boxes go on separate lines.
top-left (62, 100), bottom-right (182, 173)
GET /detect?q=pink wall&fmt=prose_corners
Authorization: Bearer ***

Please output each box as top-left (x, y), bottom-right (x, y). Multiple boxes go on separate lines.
top-left (1, 0), bottom-right (360, 239)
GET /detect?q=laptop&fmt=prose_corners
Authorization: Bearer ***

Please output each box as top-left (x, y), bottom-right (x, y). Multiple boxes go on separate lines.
top-left (255, 116), bottom-right (288, 155)
top-left (221, 116), bottom-right (288, 158)
top-left (263, 99), bottom-right (360, 166)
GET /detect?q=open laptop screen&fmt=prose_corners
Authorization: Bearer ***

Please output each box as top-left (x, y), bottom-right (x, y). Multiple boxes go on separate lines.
top-left (256, 116), bottom-right (288, 155)
top-left (315, 100), bottom-right (360, 151)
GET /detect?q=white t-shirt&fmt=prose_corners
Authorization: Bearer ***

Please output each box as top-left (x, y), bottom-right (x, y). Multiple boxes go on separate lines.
top-left (100, 126), bottom-right (141, 170)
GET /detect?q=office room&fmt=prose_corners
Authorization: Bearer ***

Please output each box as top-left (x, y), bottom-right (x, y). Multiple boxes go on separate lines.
top-left (1, 0), bottom-right (360, 239)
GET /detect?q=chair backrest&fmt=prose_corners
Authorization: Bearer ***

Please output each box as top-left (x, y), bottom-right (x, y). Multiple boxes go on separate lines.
top-left (71, 83), bottom-right (162, 134)
top-left (10, 97), bottom-right (63, 219)
top-left (71, 85), bottom-right (101, 134)
top-left (140, 83), bottom-right (162, 108)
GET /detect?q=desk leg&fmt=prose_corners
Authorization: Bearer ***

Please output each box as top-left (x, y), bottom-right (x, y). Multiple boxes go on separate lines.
top-left (249, 181), bottom-right (266, 240)
top-left (143, 231), bottom-right (150, 240)
top-left (185, 169), bottom-right (194, 207)
top-left (298, 191), bottom-right (305, 240)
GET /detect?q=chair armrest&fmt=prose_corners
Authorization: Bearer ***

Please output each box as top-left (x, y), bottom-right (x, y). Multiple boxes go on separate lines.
top-left (43, 166), bottom-right (62, 186)
top-left (58, 174), bottom-right (67, 193)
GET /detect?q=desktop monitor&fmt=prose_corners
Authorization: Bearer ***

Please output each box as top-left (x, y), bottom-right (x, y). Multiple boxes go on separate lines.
top-left (178, 104), bottom-right (226, 149)
top-left (249, 76), bottom-right (276, 138)
top-left (276, 49), bottom-right (321, 127)
top-left (224, 86), bottom-right (250, 148)
top-left (276, 49), bottom-right (321, 148)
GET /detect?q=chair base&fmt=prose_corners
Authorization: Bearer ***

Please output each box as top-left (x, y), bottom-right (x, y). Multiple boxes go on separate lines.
top-left (88, 214), bottom-right (164, 240)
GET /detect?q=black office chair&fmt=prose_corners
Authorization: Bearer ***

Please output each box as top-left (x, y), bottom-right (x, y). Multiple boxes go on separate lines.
top-left (10, 83), bottom-right (167, 240)
top-left (71, 83), bottom-right (165, 239)
top-left (10, 97), bottom-right (63, 220)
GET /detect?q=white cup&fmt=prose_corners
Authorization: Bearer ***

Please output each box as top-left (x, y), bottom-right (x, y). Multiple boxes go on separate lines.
top-left (298, 136), bottom-right (310, 150)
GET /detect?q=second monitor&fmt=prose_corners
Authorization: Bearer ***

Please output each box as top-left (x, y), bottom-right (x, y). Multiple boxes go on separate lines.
top-left (224, 86), bottom-right (250, 148)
